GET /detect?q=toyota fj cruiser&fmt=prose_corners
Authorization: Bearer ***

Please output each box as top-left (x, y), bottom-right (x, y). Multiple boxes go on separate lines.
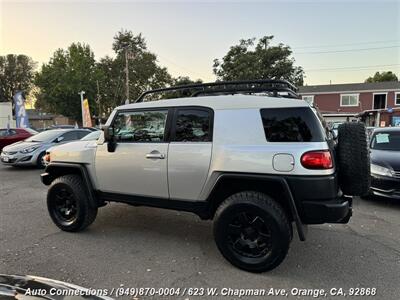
top-left (41, 80), bottom-right (370, 272)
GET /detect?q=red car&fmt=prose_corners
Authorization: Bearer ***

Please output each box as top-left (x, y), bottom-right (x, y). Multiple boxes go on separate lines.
top-left (0, 128), bottom-right (38, 151)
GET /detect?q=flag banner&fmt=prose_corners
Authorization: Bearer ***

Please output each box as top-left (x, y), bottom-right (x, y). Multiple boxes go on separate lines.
top-left (82, 99), bottom-right (92, 127)
top-left (13, 91), bottom-right (30, 128)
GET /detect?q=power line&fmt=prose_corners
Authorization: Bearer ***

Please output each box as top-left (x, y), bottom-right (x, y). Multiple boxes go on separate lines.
top-left (292, 39), bottom-right (400, 50)
top-left (157, 54), bottom-right (207, 79)
top-left (305, 64), bottom-right (400, 72)
top-left (296, 45), bottom-right (400, 54)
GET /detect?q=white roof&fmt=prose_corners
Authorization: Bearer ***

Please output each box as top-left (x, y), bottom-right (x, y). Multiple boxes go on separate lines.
top-left (116, 94), bottom-right (308, 111)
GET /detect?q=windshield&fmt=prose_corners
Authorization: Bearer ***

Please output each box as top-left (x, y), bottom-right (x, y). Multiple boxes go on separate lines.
top-left (80, 131), bottom-right (101, 141)
top-left (25, 130), bottom-right (63, 142)
top-left (370, 131), bottom-right (400, 151)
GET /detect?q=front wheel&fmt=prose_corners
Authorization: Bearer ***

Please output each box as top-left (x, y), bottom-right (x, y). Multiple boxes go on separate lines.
top-left (47, 174), bottom-right (97, 232)
top-left (213, 191), bottom-right (291, 272)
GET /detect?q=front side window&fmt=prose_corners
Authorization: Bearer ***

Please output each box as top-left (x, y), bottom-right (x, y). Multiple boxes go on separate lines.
top-left (340, 94), bottom-right (358, 107)
top-left (173, 109), bottom-right (212, 142)
top-left (113, 110), bottom-right (168, 142)
top-left (260, 107), bottom-right (325, 142)
top-left (60, 131), bottom-right (79, 142)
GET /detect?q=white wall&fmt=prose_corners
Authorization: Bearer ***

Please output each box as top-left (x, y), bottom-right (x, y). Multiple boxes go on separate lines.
top-left (0, 102), bottom-right (16, 128)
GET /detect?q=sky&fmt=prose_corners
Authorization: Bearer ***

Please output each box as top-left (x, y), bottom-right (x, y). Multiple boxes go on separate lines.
top-left (0, 0), bottom-right (399, 85)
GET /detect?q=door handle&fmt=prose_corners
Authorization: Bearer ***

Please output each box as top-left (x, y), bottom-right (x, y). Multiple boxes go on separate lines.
top-left (146, 151), bottom-right (165, 159)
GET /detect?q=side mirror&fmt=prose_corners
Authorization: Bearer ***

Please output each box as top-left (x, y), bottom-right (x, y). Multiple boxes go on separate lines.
top-left (103, 125), bottom-right (116, 152)
top-left (103, 125), bottom-right (114, 142)
top-left (55, 136), bottom-right (64, 143)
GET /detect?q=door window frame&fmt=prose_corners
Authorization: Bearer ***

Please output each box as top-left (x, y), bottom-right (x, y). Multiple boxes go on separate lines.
top-left (110, 108), bottom-right (174, 143)
top-left (170, 106), bottom-right (214, 143)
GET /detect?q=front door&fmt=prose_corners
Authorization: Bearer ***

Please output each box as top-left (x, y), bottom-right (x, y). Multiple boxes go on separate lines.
top-left (95, 109), bottom-right (170, 198)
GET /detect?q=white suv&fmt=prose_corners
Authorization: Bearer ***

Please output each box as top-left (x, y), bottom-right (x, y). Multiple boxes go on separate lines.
top-left (41, 80), bottom-right (370, 272)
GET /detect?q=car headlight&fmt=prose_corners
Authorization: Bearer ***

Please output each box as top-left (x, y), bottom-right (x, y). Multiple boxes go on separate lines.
top-left (20, 146), bottom-right (40, 154)
top-left (370, 164), bottom-right (394, 177)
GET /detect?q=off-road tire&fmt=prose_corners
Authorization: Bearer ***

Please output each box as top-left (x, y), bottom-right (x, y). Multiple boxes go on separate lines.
top-left (337, 122), bottom-right (370, 196)
top-left (213, 191), bottom-right (291, 273)
top-left (47, 174), bottom-right (97, 232)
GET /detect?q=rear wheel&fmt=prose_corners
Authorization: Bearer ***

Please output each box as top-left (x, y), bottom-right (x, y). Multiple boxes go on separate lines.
top-left (213, 191), bottom-right (291, 272)
top-left (47, 175), bottom-right (97, 232)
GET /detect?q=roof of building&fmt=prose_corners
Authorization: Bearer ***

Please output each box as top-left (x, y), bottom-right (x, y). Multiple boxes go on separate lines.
top-left (116, 94), bottom-right (309, 111)
top-left (299, 81), bottom-right (400, 94)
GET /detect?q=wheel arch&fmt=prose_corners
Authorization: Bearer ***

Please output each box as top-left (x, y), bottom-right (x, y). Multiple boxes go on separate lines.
top-left (41, 162), bottom-right (99, 208)
top-left (205, 173), bottom-right (306, 241)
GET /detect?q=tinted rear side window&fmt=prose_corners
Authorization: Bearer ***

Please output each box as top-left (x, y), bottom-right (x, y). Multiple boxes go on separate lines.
top-left (173, 109), bottom-right (212, 142)
top-left (260, 107), bottom-right (325, 142)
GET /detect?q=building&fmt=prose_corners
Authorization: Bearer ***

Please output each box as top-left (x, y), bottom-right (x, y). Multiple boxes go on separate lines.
top-left (26, 109), bottom-right (74, 130)
top-left (298, 81), bottom-right (400, 126)
top-left (0, 102), bottom-right (16, 128)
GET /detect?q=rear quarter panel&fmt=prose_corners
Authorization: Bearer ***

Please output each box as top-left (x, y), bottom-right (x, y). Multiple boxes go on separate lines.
top-left (200, 108), bottom-right (334, 200)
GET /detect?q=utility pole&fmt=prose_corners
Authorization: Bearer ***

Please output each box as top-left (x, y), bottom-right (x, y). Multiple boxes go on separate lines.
top-left (125, 48), bottom-right (129, 104)
top-left (96, 80), bottom-right (102, 127)
top-left (78, 91), bottom-right (85, 127)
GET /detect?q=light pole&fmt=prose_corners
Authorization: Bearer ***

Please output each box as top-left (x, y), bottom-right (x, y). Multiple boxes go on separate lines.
top-left (78, 91), bottom-right (85, 126)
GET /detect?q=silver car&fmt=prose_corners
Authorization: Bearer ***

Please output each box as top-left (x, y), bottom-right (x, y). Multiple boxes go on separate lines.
top-left (0, 129), bottom-right (90, 168)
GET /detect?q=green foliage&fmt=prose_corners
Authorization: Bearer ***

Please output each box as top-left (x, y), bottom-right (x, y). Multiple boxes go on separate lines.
top-left (0, 54), bottom-right (36, 102)
top-left (213, 36), bottom-right (304, 86)
top-left (97, 29), bottom-right (172, 107)
top-left (163, 76), bottom-right (203, 99)
top-left (365, 71), bottom-right (398, 83)
top-left (34, 43), bottom-right (99, 121)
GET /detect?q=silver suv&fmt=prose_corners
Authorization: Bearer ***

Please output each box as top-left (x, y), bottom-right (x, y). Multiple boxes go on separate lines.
top-left (41, 80), bottom-right (370, 272)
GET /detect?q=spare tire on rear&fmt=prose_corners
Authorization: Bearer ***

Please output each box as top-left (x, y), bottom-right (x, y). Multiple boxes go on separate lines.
top-left (337, 122), bottom-right (370, 196)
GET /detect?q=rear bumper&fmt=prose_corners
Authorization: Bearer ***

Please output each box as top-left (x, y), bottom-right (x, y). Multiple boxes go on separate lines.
top-left (286, 174), bottom-right (352, 224)
top-left (302, 195), bottom-right (352, 224)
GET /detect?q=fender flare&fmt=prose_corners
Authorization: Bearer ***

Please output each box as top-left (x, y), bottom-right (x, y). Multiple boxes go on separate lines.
top-left (41, 162), bottom-right (99, 208)
top-left (206, 173), bottom-right (307, 241)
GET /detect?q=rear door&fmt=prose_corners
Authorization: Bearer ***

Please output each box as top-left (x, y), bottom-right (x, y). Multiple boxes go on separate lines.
top-left (168, 107), bottom-right (213, 200)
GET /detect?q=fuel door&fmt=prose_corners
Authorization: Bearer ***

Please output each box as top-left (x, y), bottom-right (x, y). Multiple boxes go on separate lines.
top-left (273, 153), bottom-right (295, 172)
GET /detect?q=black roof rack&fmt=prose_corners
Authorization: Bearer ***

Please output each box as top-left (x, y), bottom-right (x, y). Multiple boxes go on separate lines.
top-left (135, 79), bottom-right (299, 103)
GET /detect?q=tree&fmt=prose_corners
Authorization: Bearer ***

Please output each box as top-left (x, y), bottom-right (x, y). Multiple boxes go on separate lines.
top-left (213, 36), bottom-right (304, 86)
top-left (34, 43), bottom-right (99, 122)
top-left (0, 54), bottom-right (36, 102)
top-left (108, 29), bottom-right (173, 104)
top-left (365, 71), bottom-right (398, 83)
top-left (162, 76), bottom-right (203, 99)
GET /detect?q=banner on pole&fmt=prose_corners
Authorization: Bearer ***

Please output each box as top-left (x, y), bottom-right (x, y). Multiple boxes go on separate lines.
top-left (82, 99), bottom-right (92, 127)
top-left (13, 91), bottom-right (30, 128)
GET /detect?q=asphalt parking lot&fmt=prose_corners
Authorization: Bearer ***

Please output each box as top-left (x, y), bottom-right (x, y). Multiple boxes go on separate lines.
top-left (0, 164), bottom-right (399, 300)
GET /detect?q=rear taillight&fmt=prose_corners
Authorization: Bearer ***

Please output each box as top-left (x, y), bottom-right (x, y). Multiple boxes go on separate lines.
top-left (301, 150), bottom-right (333, 169)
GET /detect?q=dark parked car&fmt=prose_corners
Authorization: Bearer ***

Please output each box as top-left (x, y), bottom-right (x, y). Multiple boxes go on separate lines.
top-left (0, 128), bottom-right (38, 151)
top-left (369, 127), bottom-right (400, 199)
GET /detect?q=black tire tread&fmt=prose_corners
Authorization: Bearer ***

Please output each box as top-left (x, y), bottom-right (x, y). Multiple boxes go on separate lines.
top-left (214, 191), bottom-right (291, 272)
top-left (337, 122), bottom-right (370, 196)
